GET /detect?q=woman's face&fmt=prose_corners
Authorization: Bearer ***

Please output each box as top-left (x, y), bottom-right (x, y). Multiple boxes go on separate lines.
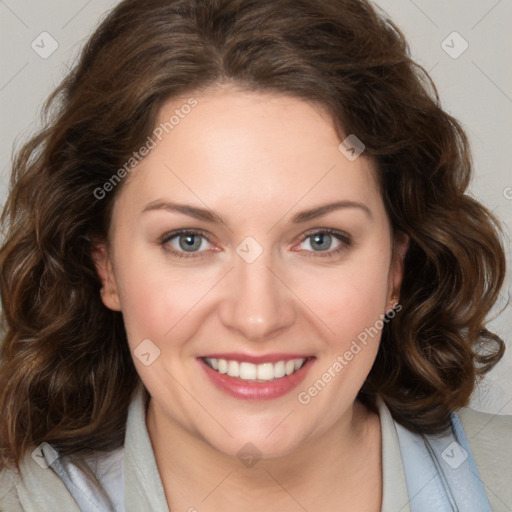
top-left (95, 87), bottom-right (406, 459)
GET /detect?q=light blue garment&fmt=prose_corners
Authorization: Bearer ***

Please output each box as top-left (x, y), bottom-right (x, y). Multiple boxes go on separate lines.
top-left (395, 412), bottom-right (493, 512)
top-left (45, 405), bottom-right (493, 511)
top-left (48, 447), bottom-right (124, 512)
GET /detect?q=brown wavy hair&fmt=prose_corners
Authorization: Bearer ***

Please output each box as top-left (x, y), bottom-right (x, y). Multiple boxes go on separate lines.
top-left (0, 0), bottom-right (506, 470)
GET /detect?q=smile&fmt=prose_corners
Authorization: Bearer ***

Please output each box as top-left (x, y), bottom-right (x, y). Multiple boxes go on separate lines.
top-left (203, 357), bottom-right (307, 382)
top-left (198, 355), bottom-right (316, 400)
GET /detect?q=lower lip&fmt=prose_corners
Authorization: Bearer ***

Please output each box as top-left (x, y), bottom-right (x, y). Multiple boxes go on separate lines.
top-left (198, 357), bottom-right (316, 401)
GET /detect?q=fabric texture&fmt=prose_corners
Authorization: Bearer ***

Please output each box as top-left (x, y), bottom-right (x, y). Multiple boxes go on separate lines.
top-left (0, 388), bottom-right (510, 511)
top-left (395, 411), bottom-right (493, 511)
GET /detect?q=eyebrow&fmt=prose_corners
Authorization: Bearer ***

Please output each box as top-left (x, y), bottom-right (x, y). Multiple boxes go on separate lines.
top-left (141, 199), bottom-right (373, 224)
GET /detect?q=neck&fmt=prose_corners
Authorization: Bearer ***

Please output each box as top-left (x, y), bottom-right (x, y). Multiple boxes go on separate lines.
top-left (146, 398), bottom-right (382, 511)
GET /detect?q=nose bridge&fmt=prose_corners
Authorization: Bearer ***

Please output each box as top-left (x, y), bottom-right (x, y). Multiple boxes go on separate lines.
top-left (219, 242), bottom-right (295, 340)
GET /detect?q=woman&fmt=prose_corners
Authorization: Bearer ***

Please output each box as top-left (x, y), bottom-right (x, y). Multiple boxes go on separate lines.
top-left (0, 0), bottom-right (510, 510)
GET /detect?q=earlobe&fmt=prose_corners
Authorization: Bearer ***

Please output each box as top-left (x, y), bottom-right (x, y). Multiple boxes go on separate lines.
top-left (91, 240), bottom-right (122, 311)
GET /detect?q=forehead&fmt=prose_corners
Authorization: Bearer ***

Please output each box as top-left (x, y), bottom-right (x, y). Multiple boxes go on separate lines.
top-left (114, 88), bottom-right (383, 224)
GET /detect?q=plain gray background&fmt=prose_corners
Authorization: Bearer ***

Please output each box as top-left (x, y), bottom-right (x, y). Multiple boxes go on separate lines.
top-left (1, 0), bottom-right (511, 414)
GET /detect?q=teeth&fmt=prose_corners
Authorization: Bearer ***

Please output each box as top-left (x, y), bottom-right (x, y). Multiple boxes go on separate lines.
top-left (257, 363), bottom-right (274, 380)
top-left (239, 362), bottom-right (257, 380)
top-left (274, 361), bottom-right (286, 378)
top-left (217, 359), bottom-right (228, 374)
top-left (204, 357), bottom-right (307, 381)
top-left (228, 360), bottom-right (239, 377)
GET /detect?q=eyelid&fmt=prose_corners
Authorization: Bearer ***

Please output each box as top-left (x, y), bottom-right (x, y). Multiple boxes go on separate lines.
top-left (292, 228), bottom-right (352, 257)
top-left (159, 228), bottom-right (352, 259)
top-left (159, 229), bottom-right (217, 259)
top-left (160, 228), bottom-right (212, 244)
top-left (295, 227), bottom-right (351, 245)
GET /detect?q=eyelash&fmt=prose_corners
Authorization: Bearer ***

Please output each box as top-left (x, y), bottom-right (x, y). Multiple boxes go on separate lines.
top-left (159, 228), bottom-right (352, 260)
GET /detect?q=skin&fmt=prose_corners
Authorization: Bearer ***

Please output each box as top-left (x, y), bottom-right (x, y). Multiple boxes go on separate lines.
top-left (94, 85), bottom-right (408, 511)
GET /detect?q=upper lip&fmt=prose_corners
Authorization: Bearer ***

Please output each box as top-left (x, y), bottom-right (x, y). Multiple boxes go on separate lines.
top-left (199, 353), bottom-right (314, 364)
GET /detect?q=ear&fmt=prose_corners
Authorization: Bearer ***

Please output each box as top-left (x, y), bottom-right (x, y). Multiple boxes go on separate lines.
top-left (90, 239), bottom-right (122, 311)
top-left (387, 231), bottom-right (409, 308)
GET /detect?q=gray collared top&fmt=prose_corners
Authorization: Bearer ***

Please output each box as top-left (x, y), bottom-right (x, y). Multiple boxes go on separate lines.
top-left (1, 387), bottom-right (510, 511)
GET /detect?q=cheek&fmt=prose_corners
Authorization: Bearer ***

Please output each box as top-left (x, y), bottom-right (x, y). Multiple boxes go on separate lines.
top-left (112, 249), bottom-right (217, 346)
top-left (294, 245), bottom-right (391, 342)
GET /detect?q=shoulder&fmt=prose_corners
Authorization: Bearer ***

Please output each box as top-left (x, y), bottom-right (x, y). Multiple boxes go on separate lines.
top-left (0, 449), bottom-right (81, 512)
top-left (0, 464), bottom-right (23, 512)
top-left (457, 406), bottom-right (512, 511)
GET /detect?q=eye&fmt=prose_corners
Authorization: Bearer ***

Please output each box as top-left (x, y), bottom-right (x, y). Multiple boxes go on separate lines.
top-left (295, 229), bottom-right (351, 257)
top-left (159, 228), bottom-right (352, 260)
top-left (160, 230), bottom-right (214, 258)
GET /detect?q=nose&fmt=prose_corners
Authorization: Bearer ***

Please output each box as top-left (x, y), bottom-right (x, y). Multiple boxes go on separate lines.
top-left (218, 251), bottom-right (296, 341)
